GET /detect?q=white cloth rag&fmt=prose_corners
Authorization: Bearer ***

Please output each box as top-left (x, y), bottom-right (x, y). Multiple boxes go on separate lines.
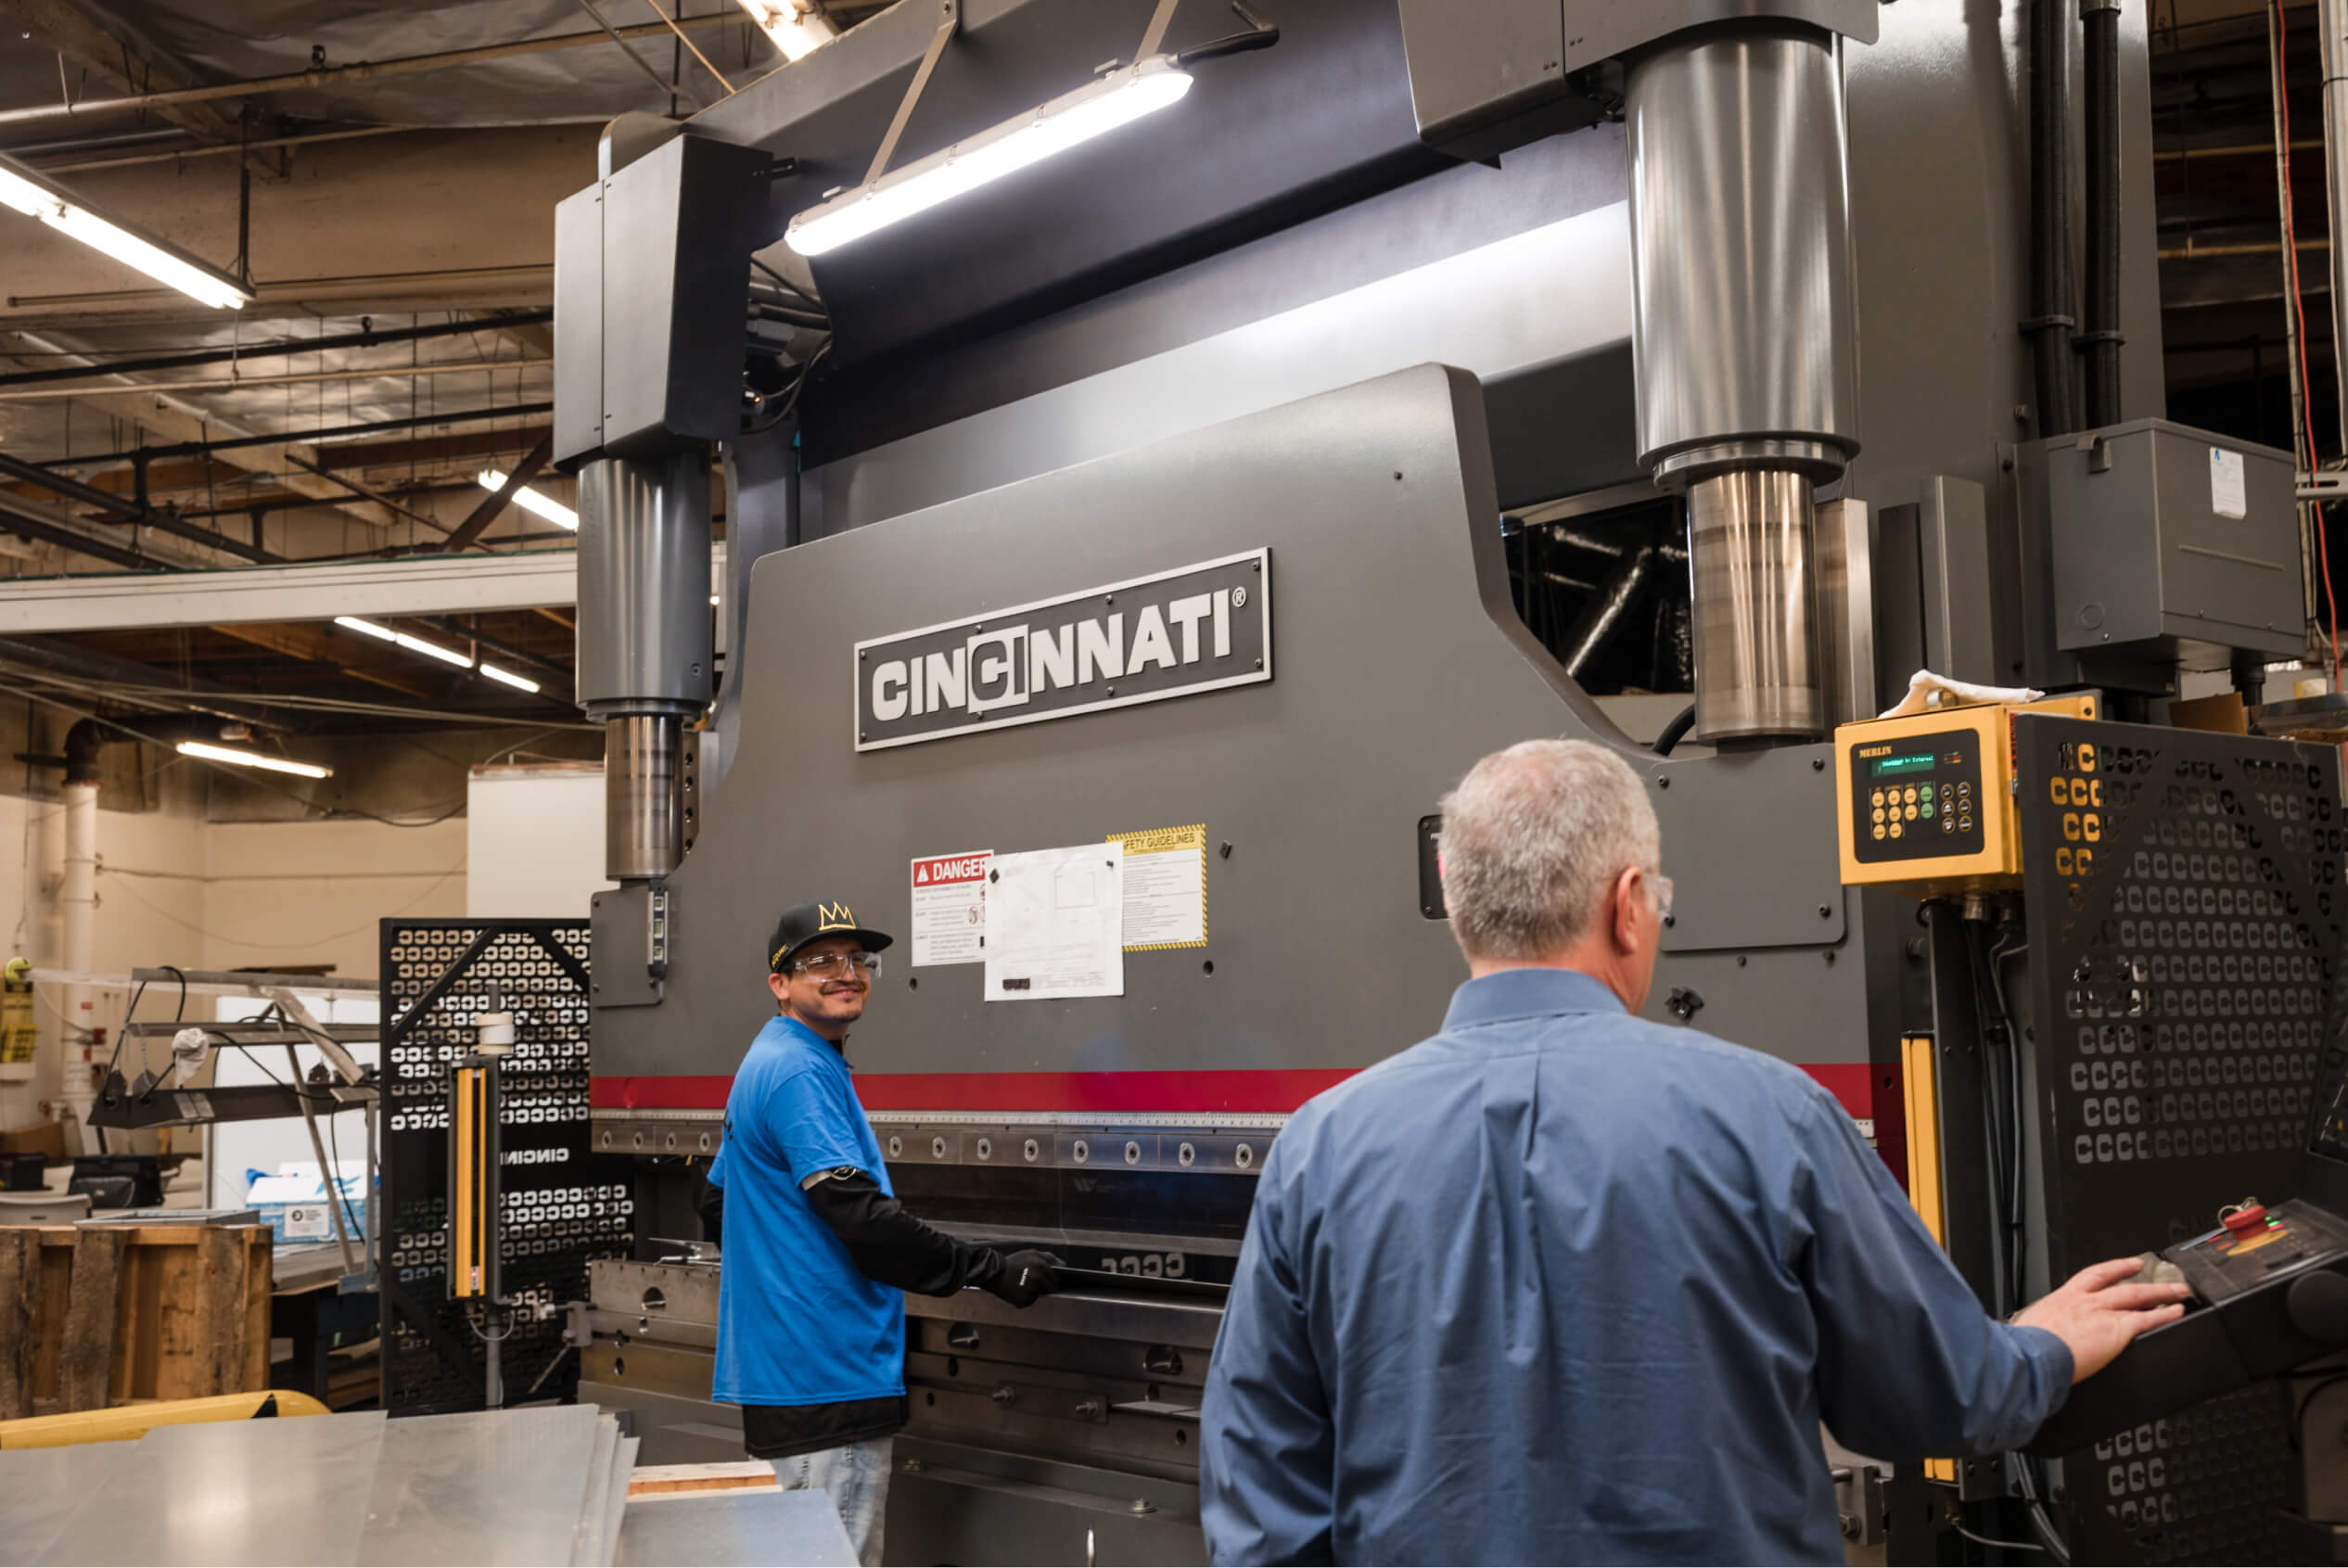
top-left (168, 1025), bottom-right (210, 1087)
top-left (1878, 669), bottom-right (2044, 720)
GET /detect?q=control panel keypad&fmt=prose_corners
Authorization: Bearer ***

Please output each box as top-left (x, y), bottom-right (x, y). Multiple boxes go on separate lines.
top-left (1851, 728), bottom-right (1986, 862)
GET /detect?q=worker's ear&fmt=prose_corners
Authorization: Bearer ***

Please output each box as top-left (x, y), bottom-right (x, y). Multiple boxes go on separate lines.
top-left (1610, 866), bottom-right (1645, 954)
top-left (766, 970), bottom-right (791, 1009)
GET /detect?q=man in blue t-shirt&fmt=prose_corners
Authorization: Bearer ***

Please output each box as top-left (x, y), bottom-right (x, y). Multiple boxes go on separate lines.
top-left (702, 898), bottom-right (1061, 1565)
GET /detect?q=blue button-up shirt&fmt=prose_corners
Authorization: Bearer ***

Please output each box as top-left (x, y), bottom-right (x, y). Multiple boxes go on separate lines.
top-left (1200, 969), bottom-right (2071, 1565)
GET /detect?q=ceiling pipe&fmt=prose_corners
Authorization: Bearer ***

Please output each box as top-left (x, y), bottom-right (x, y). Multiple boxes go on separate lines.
top-left (0, 309), bottom-right (552, 389)
top-left (0, 357), bottom-right (548, 402)
top-left (38, 402), bottom-right (555, 465)
top-left (0, 15), bottom-right (736, 129)
top-left (0, 448), bottom-right (276, 562)
top-left (32, 125), bottom-right (426, 176)
top-left (0, 635), bottom-right (291, 731)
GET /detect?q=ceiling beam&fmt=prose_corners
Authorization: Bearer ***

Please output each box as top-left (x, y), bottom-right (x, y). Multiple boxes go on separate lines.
top-left (0, 545), bottom-right (612, 632)
top-left (315, 425), bottom-right (553, 474)
top-left (0, 356), bottom-right (548, 402)
top-left (0, 632), bottom-right (293, 730)
top-left (0, 13), bottom-right (736, 130)
top-left (1, 0), bottom-right (286, 182)
top-left (0, 308), bottom-right (552, 389)
top-left (4, 328), bottom-right (393, 529)
top-left (0, 485), bottom-right (159, 567)
top-left (0, 448), bottom-right (273, 562)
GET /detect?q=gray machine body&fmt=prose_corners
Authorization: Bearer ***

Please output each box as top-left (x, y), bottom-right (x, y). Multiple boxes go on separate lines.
top-left (555, 1), bottom-right (2214, 1561)
top-left (593, 365), bottom-right (1864, 1087)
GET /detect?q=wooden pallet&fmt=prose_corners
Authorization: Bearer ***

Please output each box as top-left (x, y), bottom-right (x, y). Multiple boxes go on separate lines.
top-left (0, 1225), bottom-right (272, 1420)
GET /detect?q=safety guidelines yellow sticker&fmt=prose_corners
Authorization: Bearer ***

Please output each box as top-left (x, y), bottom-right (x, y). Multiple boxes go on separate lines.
top-left (1105, 823), bottom-right (1208, 950)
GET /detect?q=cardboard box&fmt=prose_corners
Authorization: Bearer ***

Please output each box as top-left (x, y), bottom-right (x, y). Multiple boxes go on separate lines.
top-left (0, 1121), bottom-right (67, 1161)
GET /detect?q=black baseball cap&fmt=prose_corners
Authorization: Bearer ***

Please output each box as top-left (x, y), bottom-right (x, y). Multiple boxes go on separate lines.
top-left (769, 899), bottom-right (896, 972)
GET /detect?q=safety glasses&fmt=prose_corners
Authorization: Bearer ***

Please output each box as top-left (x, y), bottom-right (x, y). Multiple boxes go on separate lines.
top-left (784, 950), bottom-right (885, 980)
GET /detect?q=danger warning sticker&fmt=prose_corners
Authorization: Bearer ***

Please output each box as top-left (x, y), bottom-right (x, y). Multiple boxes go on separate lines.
top-left (911, 850), bottom-right (991, 966)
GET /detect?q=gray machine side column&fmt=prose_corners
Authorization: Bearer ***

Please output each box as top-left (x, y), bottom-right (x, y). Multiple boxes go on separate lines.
top-left (577, 452), bottom-right (714, 883)
top-left (1627, 26), bottom-right (1860, 746)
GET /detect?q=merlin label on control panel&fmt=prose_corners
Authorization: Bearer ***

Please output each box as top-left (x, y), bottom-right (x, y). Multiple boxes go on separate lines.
top-left (854, 549), bottom-right (1271, 750)
top-left (1849, 728), bottom-right (1985, 862)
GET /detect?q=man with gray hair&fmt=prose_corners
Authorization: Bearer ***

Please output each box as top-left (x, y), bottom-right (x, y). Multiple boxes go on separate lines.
top-left (1199, 737), bottom-right (2187, 1564)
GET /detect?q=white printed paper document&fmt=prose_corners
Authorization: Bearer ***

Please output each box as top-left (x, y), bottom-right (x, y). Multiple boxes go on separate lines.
top-left (985, 843), bottom-right (1125, 1001)
top-left (2212, 445), bottom-right (2248, 519)
top-left (910, 850), bottom-right (991, 966)
top-left (1107, 823), bottom-right (1207, 949)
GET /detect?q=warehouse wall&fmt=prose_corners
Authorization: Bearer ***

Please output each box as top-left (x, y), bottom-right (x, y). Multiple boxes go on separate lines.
top-left (0, 798), bottom-right (467, 1135)
top-left (0, 762), bottom-right (614, 1140)
top-left (198, 818), bottom-right (468, 977)
top-left (0, 790), bottom-right (211, 1130)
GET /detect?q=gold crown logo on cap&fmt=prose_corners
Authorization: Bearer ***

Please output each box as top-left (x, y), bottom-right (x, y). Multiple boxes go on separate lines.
top-left (817, 901), bottom-right (854, 929)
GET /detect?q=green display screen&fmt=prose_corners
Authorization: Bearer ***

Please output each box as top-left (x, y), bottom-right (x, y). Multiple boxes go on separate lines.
top-left (1869, 752), bottom-right (1939, 777)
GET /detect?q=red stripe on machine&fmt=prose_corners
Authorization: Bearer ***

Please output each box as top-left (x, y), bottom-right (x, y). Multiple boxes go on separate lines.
top-left (593, 1063), bottom-right (1878, 1118)
top-left (1800, 1063), bottom-right (1874, 1122)
top-left (854, 1070), bottom-right (1356, 1114)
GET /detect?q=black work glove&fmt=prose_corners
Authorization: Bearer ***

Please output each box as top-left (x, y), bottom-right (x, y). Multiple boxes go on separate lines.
top-left (986, 1249), bottom-right (1064, 1307)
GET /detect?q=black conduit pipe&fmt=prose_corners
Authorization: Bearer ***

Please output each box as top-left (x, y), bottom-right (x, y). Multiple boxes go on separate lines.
top-left (2081, 0), bottom-right (2125, 427)
top-left (1653, 703), bottom-right (1698, 757)
top-left (62, 719), bottom-right (102, 786)
top-left (2025, 0), bottom-right (2080, 438)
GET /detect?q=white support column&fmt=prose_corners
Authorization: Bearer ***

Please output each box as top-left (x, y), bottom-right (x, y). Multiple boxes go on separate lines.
top-left (57, 779), bottom-right (97, 1147)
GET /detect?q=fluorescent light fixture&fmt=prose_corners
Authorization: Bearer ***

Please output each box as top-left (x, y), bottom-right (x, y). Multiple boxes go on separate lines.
top-left (177, 741), bottom-right (332, 780)
top-left (479, 664), bottom-right (542, 694)
top-left (333, 614), bottom-right (473, 669)
top-left (785, 56), bottom-right (1193, 258)
top-left (478, 469), bottom-right (579, 530)
top-left (0, 155), bottom-right (252, 311)
top-left (735, 0), bottom-right (836, 60)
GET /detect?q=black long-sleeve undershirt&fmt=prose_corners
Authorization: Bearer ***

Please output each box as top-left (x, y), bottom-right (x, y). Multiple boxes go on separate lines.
top-left (703, 1168), bottom-right (1004, 1295)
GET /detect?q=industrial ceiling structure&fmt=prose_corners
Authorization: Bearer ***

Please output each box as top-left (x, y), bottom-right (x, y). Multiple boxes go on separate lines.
top-left (0, 0), bottom-right (885, 747)
top-left (0, 0), bottom-right (2328, 747)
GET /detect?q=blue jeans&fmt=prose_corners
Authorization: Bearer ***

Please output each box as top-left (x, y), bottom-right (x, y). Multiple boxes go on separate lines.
top-left (772, 1436), bottom-right (892, 1566)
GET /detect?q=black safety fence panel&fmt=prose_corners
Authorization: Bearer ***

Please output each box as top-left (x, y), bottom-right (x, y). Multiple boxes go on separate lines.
top-left (2017, 715), bottom-right (2346, 1565)
top-left (377, 919), bottom-right (632, 1414)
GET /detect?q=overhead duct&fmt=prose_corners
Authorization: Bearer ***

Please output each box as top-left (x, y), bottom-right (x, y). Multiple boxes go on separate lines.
top-left (1625, 24), bottom-right (1860, 746)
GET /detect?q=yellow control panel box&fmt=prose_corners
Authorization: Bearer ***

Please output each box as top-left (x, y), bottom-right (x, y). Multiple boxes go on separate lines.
top-left (1834, 695), bottom-right (2099, 894)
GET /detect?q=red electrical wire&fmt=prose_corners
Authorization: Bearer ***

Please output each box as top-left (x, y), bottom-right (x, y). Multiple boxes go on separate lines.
top-left (2274, 0), bottom-right (2343, 691)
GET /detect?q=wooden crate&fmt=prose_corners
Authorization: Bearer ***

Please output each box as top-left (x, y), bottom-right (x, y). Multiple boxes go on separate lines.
top-left (0, 1225), bottom-right (272, 1420)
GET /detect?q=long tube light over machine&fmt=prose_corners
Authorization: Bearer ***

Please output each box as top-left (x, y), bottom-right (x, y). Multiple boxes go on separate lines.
top-left (176, 741), bottom-right (331, 779)
top-left (478, 469), bottom-right (579, 530)
top-left (785, 56), bottom-right (1193, 257)
top-left (734, 0), bottom-right (836, 60)
top-left (0, 154), bottom-right (252, 311)
top-left (335, 614), bottom-right (542, 694)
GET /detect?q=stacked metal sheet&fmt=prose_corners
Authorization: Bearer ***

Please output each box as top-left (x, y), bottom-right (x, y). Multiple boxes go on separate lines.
top-left (0, 1407), bottom-right (640, 1567)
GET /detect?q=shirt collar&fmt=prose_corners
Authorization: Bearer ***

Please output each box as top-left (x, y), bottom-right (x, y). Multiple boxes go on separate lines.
top-left (1441, 967), bottom-right (1627, 1032)
top-left (766, 1013), bottom-right (848, 1059)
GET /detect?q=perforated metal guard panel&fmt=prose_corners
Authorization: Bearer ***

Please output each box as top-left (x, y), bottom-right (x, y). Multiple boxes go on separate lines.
top-left (377, 920), bottom-right (633, 1415)
top-left (2016, 716), bottom-right (2345, 1564)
